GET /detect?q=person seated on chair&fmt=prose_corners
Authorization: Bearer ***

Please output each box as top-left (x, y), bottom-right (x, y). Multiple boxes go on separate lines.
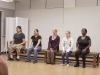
top-left (26, 29), bottom-right (42, 63)
top-left (74, 28), bottom-right (91, 68)
top-left (0, 53), bottom-right (8, 75)
top-left (60, 31), bottom-right (74, 66)
top-left (47, 28), bottom-right (60, 64)
top-left (8, 26), bottom-right (26, 61)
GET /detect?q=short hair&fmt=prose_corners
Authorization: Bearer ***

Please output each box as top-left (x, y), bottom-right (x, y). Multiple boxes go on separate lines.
top-left (82, 28), bottom-right (87, 34)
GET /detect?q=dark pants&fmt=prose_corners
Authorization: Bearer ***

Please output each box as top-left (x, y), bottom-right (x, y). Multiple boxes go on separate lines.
top-left (62, 51), bottom-right (72, 64)
top-left (75, 49), bottom-right (89, 66)
top-left (47, 50), bottom-right (57, 64)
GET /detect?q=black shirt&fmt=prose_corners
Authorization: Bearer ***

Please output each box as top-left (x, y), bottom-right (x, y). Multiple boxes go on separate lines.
top-left (31, 35), bottom-right (42, 46)
top-left (13, 33), bottom-right (25, 45)
top-left (77, 36), bottom-right (91, 49)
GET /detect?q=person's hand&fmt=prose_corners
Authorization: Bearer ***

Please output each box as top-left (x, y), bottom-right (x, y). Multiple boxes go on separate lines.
top-left (62, 50), bottom-right (65, 53)
top-left (76, 47), bottom-right (79, 51)
top-left (34, 47), bottom-right (37, 50)
top-left (27, 47), bottom-right (30, 50)
top-left (82, 49), bottom-right (86, 52)
top-left (51, 50), bottom-right (54, 52)
top-left (17, 44), bottom-right (21, 47)
top-left (50, 48), bottom-right (53, 50)
top-left (50, 48), bottom-right (53, 52)
top-left (9, 44), bottom-right (13, 46)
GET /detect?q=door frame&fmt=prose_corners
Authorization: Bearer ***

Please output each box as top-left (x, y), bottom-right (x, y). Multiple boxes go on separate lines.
top-left (0, 11), bottom-right (1, 53)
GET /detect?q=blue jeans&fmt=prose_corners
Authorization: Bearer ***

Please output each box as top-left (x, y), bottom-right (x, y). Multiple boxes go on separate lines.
top-left (27, 46), bottom-right (42, 62)
top-left (62, 51), bottom-right (72, 64)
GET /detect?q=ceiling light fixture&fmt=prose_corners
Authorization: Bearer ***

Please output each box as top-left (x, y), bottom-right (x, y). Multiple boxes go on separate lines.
top-left (1, 0), bottom-right (13, 2)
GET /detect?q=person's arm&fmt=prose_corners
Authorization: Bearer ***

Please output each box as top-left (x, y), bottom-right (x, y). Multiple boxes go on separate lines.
top-left (28, 39), bottom-right (33, 48)
top-left (53, 36), bottom-right (60, 50)
top-left (83, 36), bottom-right (91, 51)
top-left (34, 36), bottom-right (42, 50)
top-left (17, 33), bottom-right (26, 46)
top-left (10, 39), bottom-right (15, 45)
top-left (47, 36), bottom-right (51, 50)
top-left (67, 38), bottom-right (74, 52)
top-left (61, 38), bottom-right (65, 52)
top-left (10, 34), bottom-right (15, 45)
top-left (76, 41), bottom-right (78, 49)
top-left (35, 39), bottom-right (42, 48)
top-left (85, 40), bottom-right (91, 50)
top-left (20, 38), bottom-right (26, 45)
top-left (76, 36), bottom-right (80, 51)
top-left (0, 56), bottom-right (8, 75)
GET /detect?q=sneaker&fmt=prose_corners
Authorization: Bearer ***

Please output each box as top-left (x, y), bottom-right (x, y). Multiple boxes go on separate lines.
top-left (25, 60), bottom-right (31, 62)
top-left (8, 58), bottom-right (13, 60)
top-left (33, 61), bottom-right (38, 64)
top-left (16, 58), bottom-right (20, 61)
top-left (60, 64), bottom-right (65, 66)
top-left (67, 64), bottom-right (69, 66)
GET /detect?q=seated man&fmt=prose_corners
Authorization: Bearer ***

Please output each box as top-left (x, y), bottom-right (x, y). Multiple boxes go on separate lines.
top-left (8, 26), bottom-right (26, 61)
top-left (0, 53), bottom-right (8, 75)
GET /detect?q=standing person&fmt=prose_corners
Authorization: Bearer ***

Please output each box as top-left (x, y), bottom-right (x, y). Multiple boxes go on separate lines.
top-left (26, 29), bottom-right (42, 63)
top-left (74, 28), bottom-right (91, 68)
top-left (47, 28), bottom-right (60, 64)
top-left (8, 26), bottom-right (26, 61)
top-left (60, 31), bottom-right (74, 66)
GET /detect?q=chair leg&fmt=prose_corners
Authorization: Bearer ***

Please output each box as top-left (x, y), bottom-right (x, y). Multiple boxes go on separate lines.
top-left (93, 56), bottom-right (96, 68)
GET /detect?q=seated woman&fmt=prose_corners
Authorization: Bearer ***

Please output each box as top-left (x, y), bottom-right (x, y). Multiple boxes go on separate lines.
top-left (60, 31), bottom-right (74, 66)
top-left (8, 26), bottom-right (26, 61)
top-left (26, 29), bottom-right (42, 63)
top-left (74, 28), bottom-right (91, 68)
top-left (47, 28), bottom-right (60, 64)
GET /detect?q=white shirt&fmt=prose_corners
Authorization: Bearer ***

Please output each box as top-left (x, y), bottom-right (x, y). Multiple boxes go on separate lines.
top-left (61, 37), bottom-right (74, 52)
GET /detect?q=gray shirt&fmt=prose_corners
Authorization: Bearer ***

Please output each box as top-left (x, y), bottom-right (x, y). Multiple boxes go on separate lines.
top-left (13, 33), bottom-right (25, 45)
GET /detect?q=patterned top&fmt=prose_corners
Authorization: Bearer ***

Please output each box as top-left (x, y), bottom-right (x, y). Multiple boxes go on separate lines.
top-left (62, 37), bottom-right (74, 52)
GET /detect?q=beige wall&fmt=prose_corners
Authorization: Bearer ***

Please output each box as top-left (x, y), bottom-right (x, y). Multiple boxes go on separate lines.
top-left (0, 0), bottom-right (99, 52)
top-left (15, 6), bottom-right (100, 52)
top-left (0, 7), bottom-right (15, 52)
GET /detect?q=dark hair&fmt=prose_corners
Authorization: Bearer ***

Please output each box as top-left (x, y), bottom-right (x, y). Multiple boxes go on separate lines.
top-left (35, 29), bottom-right (39, 32)
top-left (17, 26), bottom-right (21, 29)
top-left (85, 28), bottom-right (87, 34)
top-left (82, 28), bottom-right (87, 34)
top-left (17, 26), bottom-right (22, 32)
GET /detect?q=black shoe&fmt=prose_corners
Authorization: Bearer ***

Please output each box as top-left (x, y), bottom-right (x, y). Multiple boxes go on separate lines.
top-left (33, 61), bottom-right (38, 64)
top-left (47, 63), bottom-right (51, 64)
top-left (74, 64), bottom-right (79, 67)
top-left (8, 58), bottom-right (13, 60)
top-left (16, 58), bottom-right (20, 61)
top-left (51, 63), bottom-right (55, 65)
top-left (25, 60), bottom-right (31, 62)
top-left (82, 65), bottom-right (86, 68)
